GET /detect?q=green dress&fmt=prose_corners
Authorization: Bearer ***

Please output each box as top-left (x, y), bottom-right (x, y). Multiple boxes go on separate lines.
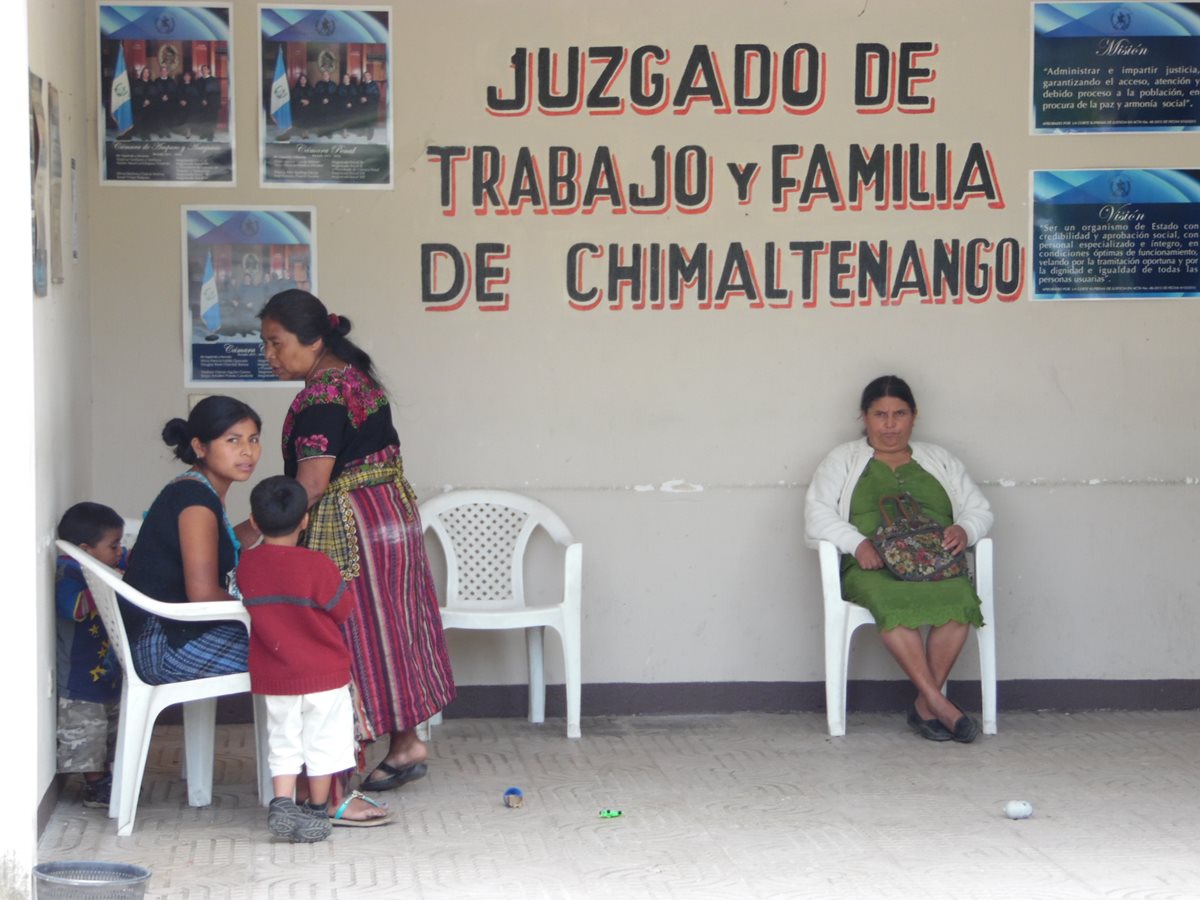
top-left (840, 458), bottom-right (984, 631)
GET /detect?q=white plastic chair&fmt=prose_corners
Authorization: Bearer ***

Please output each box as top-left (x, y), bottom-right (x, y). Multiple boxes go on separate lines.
top-left (56, 539), bottom-right (271, 836)
top-left (419, 490), bottom-right (583, 739)
top-left (818, 537), bottom-right (996, 737)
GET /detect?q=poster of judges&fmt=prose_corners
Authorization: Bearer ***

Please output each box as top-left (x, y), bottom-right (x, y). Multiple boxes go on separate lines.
top-left (98, 4), bottom-right (234, 184)
top-left (182, 206), bottom-right (316, 386)
top-left (259, 6), bottom-right (392, 187)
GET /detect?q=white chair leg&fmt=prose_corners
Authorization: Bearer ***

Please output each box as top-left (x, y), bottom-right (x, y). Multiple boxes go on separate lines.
top-left (973, 538), bottom-right (997, 735)
top-left (416, 720), bottom-right (431, 742)
top-left (560, 613), bottom-right (582, 739)
top-left (115, 694), bottom-right (158, 837)
top-left (182, 698), bottom-right (217, 807)
top-left (252, 694), bottom-right (273, 805)
top-left (824, 612), bottom-right (850, 737)
top-left (819, 541), bottom-right (850, 737)
top-left (527, 626), bottom-right (546, 725)
top-left (978, 624), bottom-right (997, 735)
top-left (108, 689), bottom-right (132, 823)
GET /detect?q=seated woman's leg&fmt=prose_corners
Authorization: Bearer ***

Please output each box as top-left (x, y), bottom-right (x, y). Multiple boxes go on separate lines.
top-left (878, 625), bottom-right (962, 730)
top-left (158, 623), bottom-right (248, 682)
top-left (925, 620), bottom-right (969, 692)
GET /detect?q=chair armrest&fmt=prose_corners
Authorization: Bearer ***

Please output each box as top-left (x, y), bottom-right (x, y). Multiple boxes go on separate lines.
top-left (146, 599), bottom-right (250, 627)
top-left (968, 537), bottom-right (993, 599)
top-left (56, 539), bottom-right (249, 628)
top-left (119, 588), bottom-right (249, 628)
top-left (562, 542), bottom-right (583, 609)
top-left (817, 540), bottom-right (844, 606)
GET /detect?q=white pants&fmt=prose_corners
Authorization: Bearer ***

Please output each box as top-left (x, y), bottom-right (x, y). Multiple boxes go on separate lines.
top-left (263, 686), bottom-right (355, 778)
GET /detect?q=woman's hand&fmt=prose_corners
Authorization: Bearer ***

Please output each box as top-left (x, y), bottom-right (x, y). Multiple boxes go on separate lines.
top-left (234, 518), bottom-right (261, 548)
top-left (942, 524), bottom-right (968, 554)
top-left (855, 539), bottom-right (884, 570)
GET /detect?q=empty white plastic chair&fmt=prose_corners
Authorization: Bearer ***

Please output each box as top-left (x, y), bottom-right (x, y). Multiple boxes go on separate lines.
top-left (419, 490), bottom-right (583, 738)
top-left (818, 537), bottom-right (996, 737)
top-left (56, 539), bottom-right (271, 835)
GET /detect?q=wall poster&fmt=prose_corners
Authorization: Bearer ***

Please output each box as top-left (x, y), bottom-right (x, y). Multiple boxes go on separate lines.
top-left (49, 83), bottom-right (64, 284)
top-left (99, 3), bottom-right (234, 185)
top-left (1033, 2), bottom-right (1200, 133)
top-left (29, 71), bottom-right (47, 297)
top-left (259, 6), bottom-right (392, 188)
top-left (182, 206), bottom-right (316, 386)
top-left (1032, 168), bottom-right (1200, 299)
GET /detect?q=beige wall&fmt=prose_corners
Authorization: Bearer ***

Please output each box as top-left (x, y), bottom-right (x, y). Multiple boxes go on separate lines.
top-left (24, 0), bottom-right (91, 889)
top-left (83, 0), bottom-right (1200, 701)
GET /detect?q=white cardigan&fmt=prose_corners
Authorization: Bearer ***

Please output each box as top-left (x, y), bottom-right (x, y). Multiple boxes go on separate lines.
top-left (803, 438), bottom-right (993, 555)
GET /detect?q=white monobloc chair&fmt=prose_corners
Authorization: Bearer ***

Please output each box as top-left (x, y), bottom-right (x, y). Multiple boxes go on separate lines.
top-left (56, 539), bottom-right (271, 836)
top-left (818, 538), bottom-right (996, 737)
top-left (419, 490), bottom-right (583, 738)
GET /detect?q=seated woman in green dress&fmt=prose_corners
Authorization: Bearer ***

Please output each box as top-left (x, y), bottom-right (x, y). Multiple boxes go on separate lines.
top-left (804, 375), bottom-right (993, 743)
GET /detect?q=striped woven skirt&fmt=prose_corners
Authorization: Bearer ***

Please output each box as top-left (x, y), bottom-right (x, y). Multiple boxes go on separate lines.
top-left (328, 474), bottom-right (456, 746)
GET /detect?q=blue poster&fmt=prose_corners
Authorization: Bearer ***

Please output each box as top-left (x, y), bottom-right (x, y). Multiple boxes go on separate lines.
top-left (259, 7), bottom-right (392, 188)
top-left (1033, 2), bottom-right (1200, 132)
top-left (182, 207), bottom-right (316, 385)
top-left (1032, 169), bottom-right (1200, 299)
top-left (99, 5), bottom-right (235, 184)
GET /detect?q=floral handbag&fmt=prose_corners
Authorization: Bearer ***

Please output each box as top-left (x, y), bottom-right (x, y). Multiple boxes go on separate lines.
top-left (870, 493), bottom-right (968, 582)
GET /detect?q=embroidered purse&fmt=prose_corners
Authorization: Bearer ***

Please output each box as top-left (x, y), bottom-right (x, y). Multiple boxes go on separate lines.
top-left (870, 493), bottom-right (968, 582)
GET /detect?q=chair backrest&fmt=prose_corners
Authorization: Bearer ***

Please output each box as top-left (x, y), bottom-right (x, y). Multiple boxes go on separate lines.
top-left (56, 539), bottom-right (145, 689)
top-left (420, 490), bottom-right (576, 611)
top-left (122, 516), bottom-right (141, 548)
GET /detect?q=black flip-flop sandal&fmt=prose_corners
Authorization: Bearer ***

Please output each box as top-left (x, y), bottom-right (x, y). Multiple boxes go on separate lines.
top-left (360, 760), bottom-right (428, 792)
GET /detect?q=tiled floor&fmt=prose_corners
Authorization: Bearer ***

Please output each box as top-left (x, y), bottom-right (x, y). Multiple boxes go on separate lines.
top-left (38, 711), bottom-right (1200, 899)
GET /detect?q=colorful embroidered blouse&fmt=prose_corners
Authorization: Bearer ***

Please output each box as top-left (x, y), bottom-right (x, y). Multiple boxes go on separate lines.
top-left (283, 366), bottom-right (400, 478)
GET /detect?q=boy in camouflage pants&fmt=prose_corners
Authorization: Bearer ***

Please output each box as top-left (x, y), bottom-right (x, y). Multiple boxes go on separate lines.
top-left (56, 502), bottom-right (126, 808)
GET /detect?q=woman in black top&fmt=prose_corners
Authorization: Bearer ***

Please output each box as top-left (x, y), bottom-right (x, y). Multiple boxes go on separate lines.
top-left (176, 70), bottom-right (200, 135)
top-left (123, 396), bottom-right (262, 684)
top-left (292, 73), bottom-right (314, 138)
top-left (336, 73), bottom-right (358, 137)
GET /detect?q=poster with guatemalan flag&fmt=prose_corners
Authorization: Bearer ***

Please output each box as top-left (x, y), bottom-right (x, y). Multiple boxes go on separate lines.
top-left (259, 6), bottom-right (392, 187)
top-left (181, 206), bottom-right (316, 386)
top-left (99, 3), bottom-right (235, 184)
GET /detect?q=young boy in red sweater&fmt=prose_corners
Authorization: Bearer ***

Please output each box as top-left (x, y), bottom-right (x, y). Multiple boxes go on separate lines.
top-left (238, 476), bottom-right (389, 842)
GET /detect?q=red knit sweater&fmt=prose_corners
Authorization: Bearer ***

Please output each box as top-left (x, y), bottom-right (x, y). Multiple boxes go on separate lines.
top-left (237, 544), bottom-right (354, 696)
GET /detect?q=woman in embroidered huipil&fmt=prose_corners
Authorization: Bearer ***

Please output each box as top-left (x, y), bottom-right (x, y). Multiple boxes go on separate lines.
top-left (257, 290), bottom-right (455, 814)
top-left (124, 396), bottom-right (262, 684)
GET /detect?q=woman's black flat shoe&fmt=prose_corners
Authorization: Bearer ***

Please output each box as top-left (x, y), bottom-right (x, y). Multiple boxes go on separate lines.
top-left (951, 714), bottom-right (980, 743)
top-left (907, 704), bottom-right (952, 742)
top-left (360, 761), bottom-right (428, 792)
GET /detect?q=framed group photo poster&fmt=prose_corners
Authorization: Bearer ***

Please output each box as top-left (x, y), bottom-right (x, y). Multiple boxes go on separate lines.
top-left (182, 206), bottom-right (316, 386)
top-left (259, 5), bottom-right (393, 187)
top-left (99, 3), bottom-right (235, 184)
